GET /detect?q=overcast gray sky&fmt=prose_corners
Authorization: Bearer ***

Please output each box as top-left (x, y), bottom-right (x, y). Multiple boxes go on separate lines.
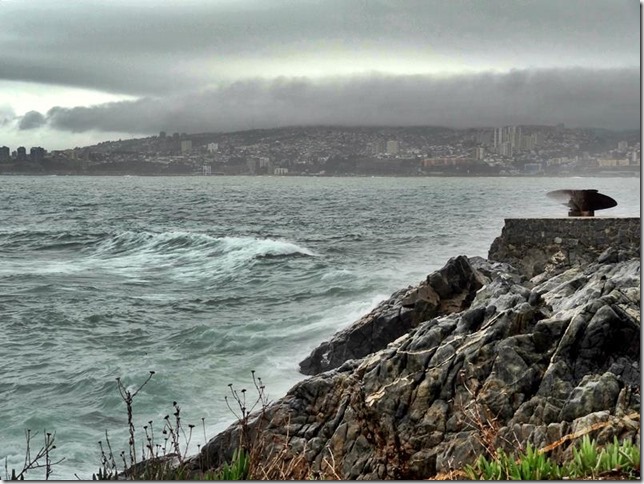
top-left (0, 0), bottom-right (640, 150)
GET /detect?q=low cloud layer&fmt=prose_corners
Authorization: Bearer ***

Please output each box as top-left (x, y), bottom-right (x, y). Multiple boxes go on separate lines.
top-left (1, 0), bottom-right (638, 96)
top-left (39, 68), bottom-right (639, 136)
top-left (18, 111), bottom-right (47, 130)
top-left (1, 1), bottom-right (638, 150)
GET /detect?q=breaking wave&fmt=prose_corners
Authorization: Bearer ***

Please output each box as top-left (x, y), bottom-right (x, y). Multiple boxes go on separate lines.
top-left (91, 231), bottom-right (316, 259)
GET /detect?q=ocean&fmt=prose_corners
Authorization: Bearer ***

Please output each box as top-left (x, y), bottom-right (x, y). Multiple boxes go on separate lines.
top-left (0, 175), bottom-right (639, 479)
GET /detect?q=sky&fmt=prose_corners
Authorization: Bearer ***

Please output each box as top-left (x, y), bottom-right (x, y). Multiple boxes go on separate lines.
top-left (0, 0), bottom-right (640, 150)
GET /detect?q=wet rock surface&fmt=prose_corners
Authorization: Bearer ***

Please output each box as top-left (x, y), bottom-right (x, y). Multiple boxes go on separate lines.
top-left (189, 249), bottom-right (640, 479)
top-left (299, 255), bottom-right (486, 375)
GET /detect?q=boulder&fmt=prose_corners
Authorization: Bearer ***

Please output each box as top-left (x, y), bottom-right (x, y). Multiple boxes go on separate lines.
top-left (299, 255), bottom-right (486, 375)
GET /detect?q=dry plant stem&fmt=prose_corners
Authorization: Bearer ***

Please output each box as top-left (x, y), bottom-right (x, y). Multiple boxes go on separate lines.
top-left (172, 402), bottom-right (182, 460)
top-left (183, 424), bottom-right (195, 457)
top-left (10, 429), bottom-right (64, 480)
top-left (44, 432), bottom-right (52, 479)
top-left (115, 370), bottom-right (155, 467)
top-left (459, 376), bottom-right (505, 458)
top-left (225, 370), bottom-right (271, 452)
top-left (322, 445), bottom-right (342, 480)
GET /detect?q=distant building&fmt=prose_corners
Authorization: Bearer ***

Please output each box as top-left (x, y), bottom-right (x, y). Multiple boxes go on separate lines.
top-left (493, 127), bottom-right (502, 149)
top-left (508, 126), bottom-right (520, 148)
top-left (597, 158), bottom-right (629, 167)
top-left (202, 164), bottom-right (212, 175)
top-left (274, 167), bottom-right (289, 175)
top-left (499, 141), bottom-right (513, 157)
top-left (207, 142), bottom-right (219, 153)
top-left (521, 133), bottom-right (537, 151)
top-left (474, 147), bottom-right (485, 160)
top-left (630, 151), bottom-right (640, 165)
top-left (159, 131), bottom-right (166, 138)
top-left (180, 140), bottom-right (192, 153)
top-left (367, 140), bottom-right (385, 155)
top-left (493, 126), bottom-right (530, 152)
top-left (386, 140), bottom-right (399, 155)
top-left (30, 147), bottom-right (45, 162)
top-left (617, 141), bottom-right (628, 152)
top-left (16, 146), bottom-right (27, 161)
top-left (0, 146), bottom-right (10, 162)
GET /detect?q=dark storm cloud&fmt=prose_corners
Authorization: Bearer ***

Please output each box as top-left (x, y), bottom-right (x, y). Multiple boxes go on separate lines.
top-left (45, 68), bottom-right (639, 134)
top-left (0, 0), bottom-right (639, 96)
top-left (18, 110), bottom-right (46, 130)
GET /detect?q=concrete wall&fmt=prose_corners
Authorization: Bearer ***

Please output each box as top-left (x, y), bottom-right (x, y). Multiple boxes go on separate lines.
top-left (488, 217), bottom-right (641, 277)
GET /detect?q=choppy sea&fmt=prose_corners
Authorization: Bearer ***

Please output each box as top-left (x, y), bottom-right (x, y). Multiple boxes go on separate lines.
top-left (0, 175), bottom-right (639, 479)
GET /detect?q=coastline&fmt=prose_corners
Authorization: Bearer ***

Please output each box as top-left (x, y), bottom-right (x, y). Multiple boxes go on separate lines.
top-left (182, 216), bottom-right (641, 479)
top-left (0, 171), bottom-right (639, 178)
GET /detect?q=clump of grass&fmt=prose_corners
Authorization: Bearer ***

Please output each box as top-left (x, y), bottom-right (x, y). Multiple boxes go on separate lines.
top-left (464, 444), bottom-right (563, 480)
top-left (216, 448), bottom-right (250, 480)
top-left (566, 435), bottom-right (640, 479)
top-left (463, 435), bottom-right (640, 480)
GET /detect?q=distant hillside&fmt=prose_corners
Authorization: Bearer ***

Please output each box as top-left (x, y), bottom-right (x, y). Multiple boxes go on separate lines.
top-left (85, 125), bottom-right (460, 154)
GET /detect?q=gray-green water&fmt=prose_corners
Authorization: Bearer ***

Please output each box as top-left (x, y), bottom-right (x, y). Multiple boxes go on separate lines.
top-left (0, 176), bottom-right (639, 479)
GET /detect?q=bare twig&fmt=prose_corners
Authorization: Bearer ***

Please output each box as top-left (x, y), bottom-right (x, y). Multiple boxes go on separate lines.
top-left (115, 370), bottom-right (155, 466)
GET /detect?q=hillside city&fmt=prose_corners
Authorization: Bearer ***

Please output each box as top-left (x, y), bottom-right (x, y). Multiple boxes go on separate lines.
top-left (1, 124), bottom-right (640, 176)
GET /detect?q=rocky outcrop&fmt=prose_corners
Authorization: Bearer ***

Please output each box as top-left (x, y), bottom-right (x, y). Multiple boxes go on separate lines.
top-left (299, 255), bottom-right (486, 375)
top-left (189, 247), bottom-right (640, 479)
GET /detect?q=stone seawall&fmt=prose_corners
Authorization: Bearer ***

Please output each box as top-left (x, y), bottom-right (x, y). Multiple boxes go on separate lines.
top-left (488, 217), bottom-right (640, 277)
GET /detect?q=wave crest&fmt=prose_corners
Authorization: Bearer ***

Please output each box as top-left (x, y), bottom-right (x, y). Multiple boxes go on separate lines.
top-left (92, 231), bottom-right (316, 259)
top-left (85, 231), bottom-right (318, 281)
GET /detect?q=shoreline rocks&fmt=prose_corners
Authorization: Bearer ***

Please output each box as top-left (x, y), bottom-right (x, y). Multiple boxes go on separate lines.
top-left (299, 255), bottom-right (486, 375)
top-left (186, 218), bottom-right (640, 479)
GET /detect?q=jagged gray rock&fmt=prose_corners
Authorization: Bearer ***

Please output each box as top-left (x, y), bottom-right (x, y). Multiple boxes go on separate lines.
top-left (299, 255), bottom-right (486, 375)
top-left (187, 252), bottom-right (640, 479)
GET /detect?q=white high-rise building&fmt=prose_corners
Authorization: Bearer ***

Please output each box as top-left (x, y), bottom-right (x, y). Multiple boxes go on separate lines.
top-left (500, 142), bottom-right (513, 157)
top-left (493, 128), bottom-right (503, 148)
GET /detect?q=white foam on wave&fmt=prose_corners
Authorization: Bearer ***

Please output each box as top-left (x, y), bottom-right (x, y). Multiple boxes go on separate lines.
top-left (3, 231), bottom-right (318, 281)
top-left (92, 231), bottom-right (315, 257)
top-left (218, 235), bottom-right (317, 258)
top-left (320, 268), bottom-right (354, 282)
top-left (87, 231), bottom-right (318, 281)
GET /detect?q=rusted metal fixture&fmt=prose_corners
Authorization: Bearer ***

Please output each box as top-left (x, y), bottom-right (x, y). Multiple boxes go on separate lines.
top-left (546, 189), bottom-right (617, 217)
